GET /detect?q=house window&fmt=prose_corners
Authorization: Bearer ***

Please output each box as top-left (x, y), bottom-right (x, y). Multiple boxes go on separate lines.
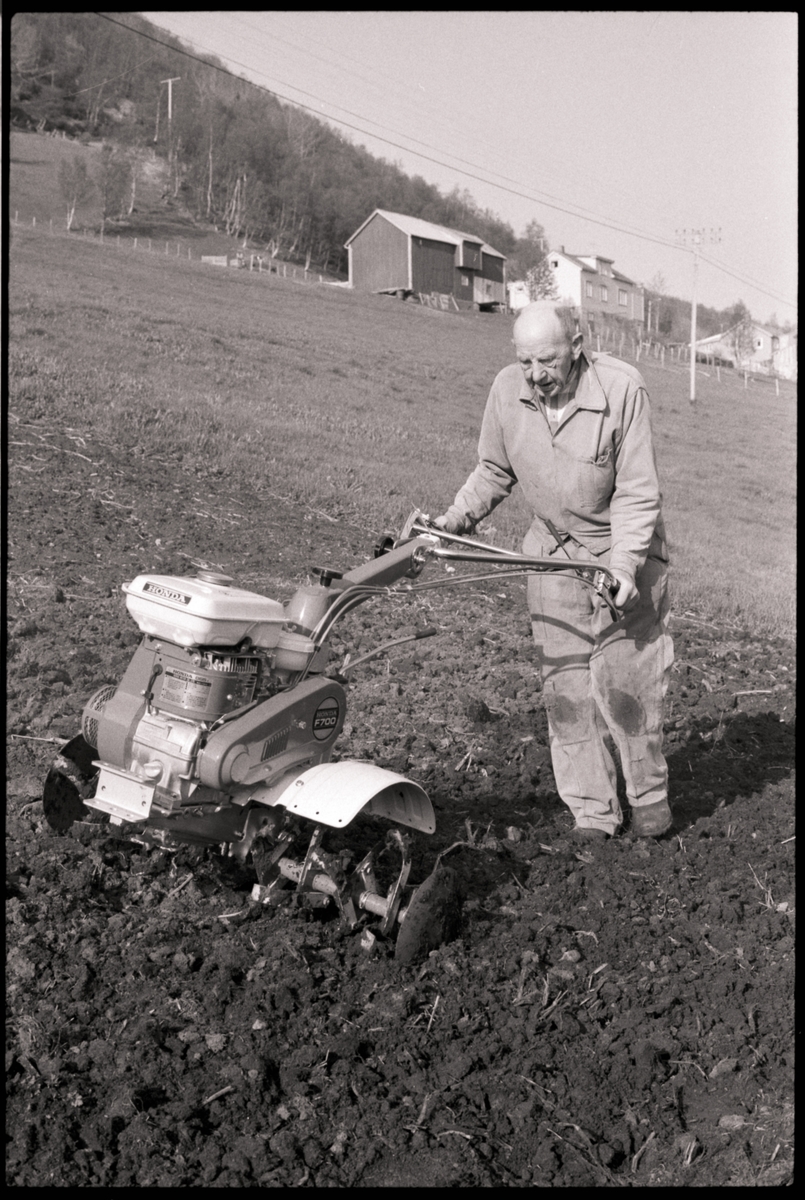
top-left (600, 284), bottom-right (609, 302)
top-left (585, 281), bottom-right (594, 299)
top-left (618, 289), bottom-right (628, 306)
top-left (461, 275), bottom-right (469, 286)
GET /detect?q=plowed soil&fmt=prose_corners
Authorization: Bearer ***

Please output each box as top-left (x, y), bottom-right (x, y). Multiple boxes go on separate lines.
top-left (6, 408), bottom-right (795, 1187)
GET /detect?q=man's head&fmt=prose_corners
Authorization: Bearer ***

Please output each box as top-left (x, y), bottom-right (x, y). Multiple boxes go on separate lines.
top-left (512, 302), bottom-right (583, 399)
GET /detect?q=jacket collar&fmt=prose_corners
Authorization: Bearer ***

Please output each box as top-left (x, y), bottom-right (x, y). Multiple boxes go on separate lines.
top-left (517, 348), bottom-right (607, 412)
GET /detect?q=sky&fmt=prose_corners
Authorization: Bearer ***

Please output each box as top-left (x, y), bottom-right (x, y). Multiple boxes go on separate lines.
top-left (140, 11), bottom-right (798, 324)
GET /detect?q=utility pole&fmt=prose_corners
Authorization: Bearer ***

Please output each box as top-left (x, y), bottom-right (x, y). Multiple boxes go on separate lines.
top-left (161, 77), bottom-right (180, 127)
top-left (158, 77), bottom-right (181, 195)
top-left (156, 77), bottom-right (180, 145)
top-left (676, 228), bottom-right (721, 404)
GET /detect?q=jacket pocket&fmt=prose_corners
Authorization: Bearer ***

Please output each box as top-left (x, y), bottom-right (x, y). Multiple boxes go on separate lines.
top-left (560, 446), bottom-right (615, 512)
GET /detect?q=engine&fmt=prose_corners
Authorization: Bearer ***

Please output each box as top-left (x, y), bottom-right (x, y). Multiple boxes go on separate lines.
top-left (78, 569), bottom-right (350, 830)
top-left (61, 564), bottom-right (433, 857)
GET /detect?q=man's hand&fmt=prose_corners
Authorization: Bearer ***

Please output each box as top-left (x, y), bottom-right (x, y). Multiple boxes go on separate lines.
top-left (432, 513), bottom-right (465, 535)
top-left (609, 568), bottom-right (639, 611)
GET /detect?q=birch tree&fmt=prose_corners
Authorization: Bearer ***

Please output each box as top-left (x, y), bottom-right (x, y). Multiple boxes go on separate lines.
top-left (58, 155), bottom-right (95, 230)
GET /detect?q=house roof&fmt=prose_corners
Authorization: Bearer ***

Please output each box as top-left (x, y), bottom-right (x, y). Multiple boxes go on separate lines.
top-left (695, 322), bottom-right (790, 347)
top-left (550, 249), bottom-right (593, 272)
top-left (694, 329), bottom-right (735, 346)
top-left (550, 249), bottom-right (638, 286)
top-left (346, 209), bottom-right (505, 259)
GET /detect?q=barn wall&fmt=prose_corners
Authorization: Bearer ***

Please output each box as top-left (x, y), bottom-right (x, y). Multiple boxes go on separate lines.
top-left (454, 267), bottom-right (476, 304)
top-left (473, 275), bottom-right (506, 305)
top-left (481, 254), bottom-right (504, 284)
top-left (460, 240), bottom-right (482, 270)
top-left (411, 237), bottom-right (456, 294)
top-left (350, 215), bottom-right (409, 292)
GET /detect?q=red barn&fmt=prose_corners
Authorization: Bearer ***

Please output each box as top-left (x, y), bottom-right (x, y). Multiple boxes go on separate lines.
top-left (345, 209), bottom-right (506, 310)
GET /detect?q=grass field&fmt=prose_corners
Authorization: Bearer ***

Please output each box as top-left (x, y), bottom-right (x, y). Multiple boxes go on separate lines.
top-left (8, 219), bottom-right (796, 641)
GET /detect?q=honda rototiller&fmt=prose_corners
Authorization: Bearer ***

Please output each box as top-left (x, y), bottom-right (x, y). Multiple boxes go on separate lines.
top-left (43, 512), bottom-right (618, 962)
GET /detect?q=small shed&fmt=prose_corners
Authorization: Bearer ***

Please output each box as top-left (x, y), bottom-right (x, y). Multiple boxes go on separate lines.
top-left (345, 209), bottom-right (506, 309)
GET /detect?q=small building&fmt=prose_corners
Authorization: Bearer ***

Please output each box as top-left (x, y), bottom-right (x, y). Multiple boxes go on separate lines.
top-left (772, 329), bottom-right (797, 381)
top-left (547, 248), bottom-right (645, 330)
top-left (506, 280), bottom-right (530, 314)
top-left (695, 323), bottom-right (797, 380)
top-left (345, 209), bottom-right (507, 310)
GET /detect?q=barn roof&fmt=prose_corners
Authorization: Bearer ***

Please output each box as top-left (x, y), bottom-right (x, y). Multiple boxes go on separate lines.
top-left (346, 209), bottom-right (505, 259)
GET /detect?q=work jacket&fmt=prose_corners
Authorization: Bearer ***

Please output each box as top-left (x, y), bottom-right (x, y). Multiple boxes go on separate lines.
top-left (446, 349), bottom-right (667, 582)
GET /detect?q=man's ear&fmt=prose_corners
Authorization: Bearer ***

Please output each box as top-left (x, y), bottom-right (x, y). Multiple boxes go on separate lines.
top-left (571, 332), bottom-right (584, 360)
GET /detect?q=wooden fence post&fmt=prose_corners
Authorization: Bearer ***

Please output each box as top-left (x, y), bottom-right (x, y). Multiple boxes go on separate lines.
top-left (32, 217), bottom-right (36, 227)
top-left (134, 237), bottom-right (137, 249)
top-left (166, 242), bottom-right (169, 255)
top-left (775, 377), bottom-right (780, 396)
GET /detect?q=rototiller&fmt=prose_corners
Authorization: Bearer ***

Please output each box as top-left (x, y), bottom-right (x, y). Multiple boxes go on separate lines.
top-left (43, 512), bottom-right (618, 961)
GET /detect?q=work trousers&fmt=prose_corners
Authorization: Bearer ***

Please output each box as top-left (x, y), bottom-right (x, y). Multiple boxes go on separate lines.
top-left (525, 533), bottom-right (673, 835)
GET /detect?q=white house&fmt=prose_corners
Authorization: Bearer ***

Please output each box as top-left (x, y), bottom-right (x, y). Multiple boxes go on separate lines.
top-left (695, 323), bottom-right (797, 380)
top-left (547, 249), bottom-right (645, 330)
top-left (506, 279), bottom-right (530, 314)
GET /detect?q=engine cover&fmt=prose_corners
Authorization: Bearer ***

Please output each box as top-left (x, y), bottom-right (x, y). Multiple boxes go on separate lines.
top-left (198, 676), bottom-right (347, 790)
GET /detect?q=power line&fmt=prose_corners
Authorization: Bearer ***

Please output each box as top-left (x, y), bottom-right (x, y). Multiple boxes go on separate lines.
top-left (229, 11), bottom-right (659, 224)
top-left (698, 252), bottom-right (795, 309)
top-left (105, 13), bottom-right (680, 252)
top-left (99, 13), bottom-right (795, 309)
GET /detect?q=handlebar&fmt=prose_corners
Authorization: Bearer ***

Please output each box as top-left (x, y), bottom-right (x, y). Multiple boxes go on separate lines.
top-left (295, 512), bottom-right (623, 683)
top-left (400, 512), bottom-right (620, 609)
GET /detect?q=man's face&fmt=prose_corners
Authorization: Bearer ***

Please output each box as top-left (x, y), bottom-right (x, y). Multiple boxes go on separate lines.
top-left (514, 322), bottom-right (582, 399)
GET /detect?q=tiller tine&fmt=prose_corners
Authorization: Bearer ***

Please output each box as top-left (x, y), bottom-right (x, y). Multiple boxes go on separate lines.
top-left (251, 825), bottom-right (412, 930)
top-left (250, 825), bottom-right (462, 963)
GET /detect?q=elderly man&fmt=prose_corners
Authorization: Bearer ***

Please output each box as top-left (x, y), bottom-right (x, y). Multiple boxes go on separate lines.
top-left (434, 301), bottom-right (673, 841)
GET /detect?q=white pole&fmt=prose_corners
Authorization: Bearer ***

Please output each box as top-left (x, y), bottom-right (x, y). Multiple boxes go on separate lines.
top-left (689, 241), bottom-right (699, 404)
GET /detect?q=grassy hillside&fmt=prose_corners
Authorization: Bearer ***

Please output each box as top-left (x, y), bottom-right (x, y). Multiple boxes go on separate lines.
top-left (8, 130), bottom-right (279, 261)
top-left (8, 221), bottom-right (796, 639)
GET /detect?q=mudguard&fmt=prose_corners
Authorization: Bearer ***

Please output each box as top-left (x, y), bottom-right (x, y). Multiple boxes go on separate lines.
top-left (249, 760), bottom-right (435, 833)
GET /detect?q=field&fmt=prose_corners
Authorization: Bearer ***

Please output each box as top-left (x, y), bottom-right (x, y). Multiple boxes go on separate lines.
top-left (6, 181), bottom-right (795, 1186)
